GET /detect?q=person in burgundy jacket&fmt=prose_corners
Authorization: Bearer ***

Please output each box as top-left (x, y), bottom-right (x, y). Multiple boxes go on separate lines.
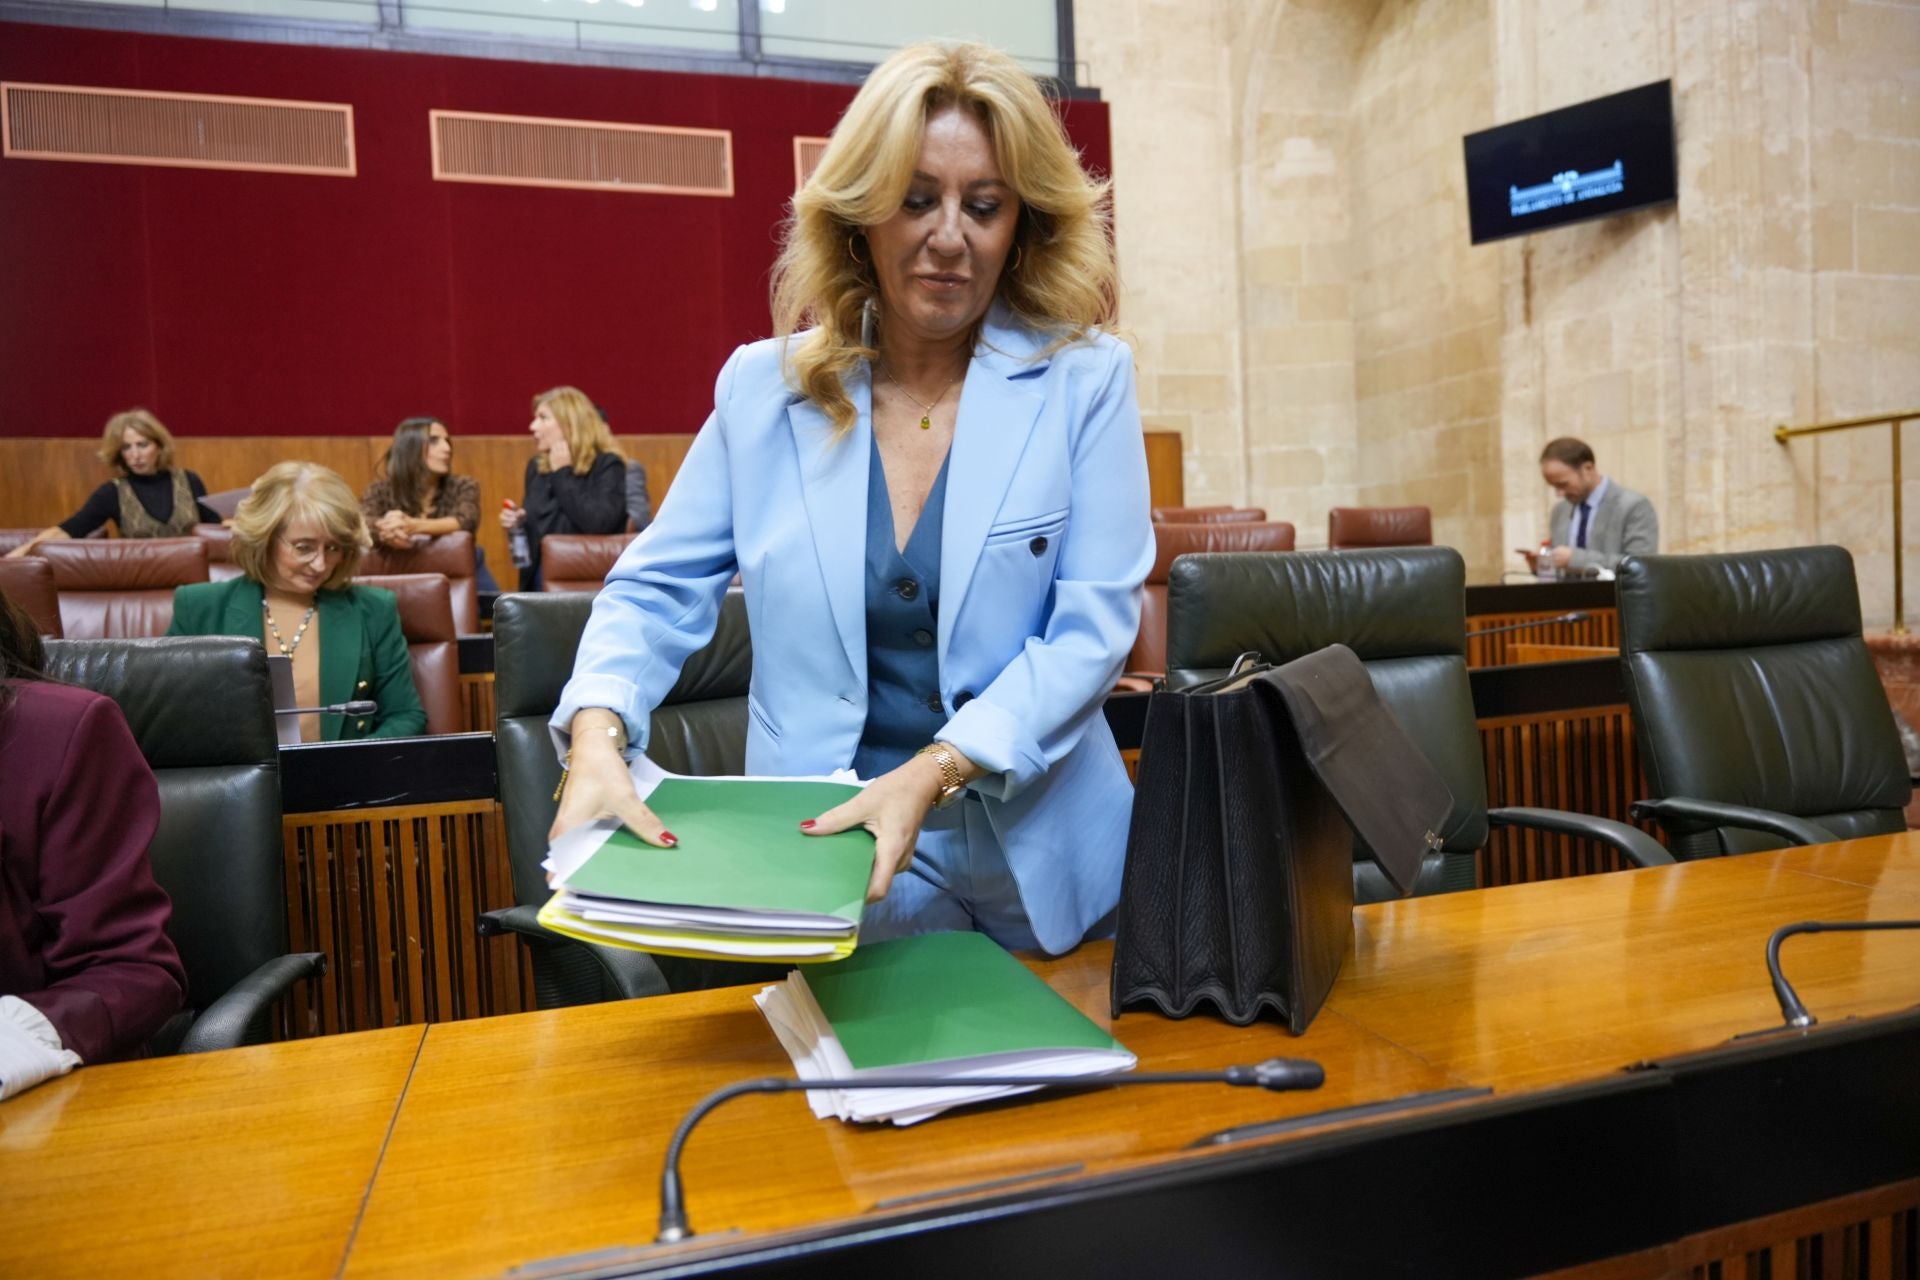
top-left (0, 587), bottom-right (185, 1099)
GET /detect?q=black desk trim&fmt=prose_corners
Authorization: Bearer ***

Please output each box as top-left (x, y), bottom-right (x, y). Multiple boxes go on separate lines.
top-left (1465, 579), bottom-right (1617, 615)
top-left (540, 1011), bottom-right (1920, 1279)
top-left (280, 732), bottom-right (497, 812)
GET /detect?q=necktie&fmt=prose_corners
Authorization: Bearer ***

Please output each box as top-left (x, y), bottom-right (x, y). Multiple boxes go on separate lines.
top-left (1575, 501), bottom-right (1592, 550)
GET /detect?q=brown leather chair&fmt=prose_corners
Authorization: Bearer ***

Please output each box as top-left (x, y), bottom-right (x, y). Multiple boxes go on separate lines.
top-left (353, 573), bottom-right (461, 735)
top-left (192, 524), bottom-right (246, 582)
top-left (360, 532), bottom-right (481, 634)
top-left (541, 532), bottom-right (638, 593)
top-left (1, 527), bottom-right (106, 554)
top-left (1151, 506), bottom-right (1268, 524)
top-left (1328, 506), bottom-right (1434, 550)
top-left (42, 537), bottom-right (209, 639)
top-left (1127, 521), bottom-right (1296, 676)
top-left (0, 556), bottom-right (63, 637)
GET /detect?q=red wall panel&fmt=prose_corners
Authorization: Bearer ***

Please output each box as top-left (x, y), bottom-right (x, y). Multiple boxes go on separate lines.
top-left (0, 22), bottom-right (1111, 439)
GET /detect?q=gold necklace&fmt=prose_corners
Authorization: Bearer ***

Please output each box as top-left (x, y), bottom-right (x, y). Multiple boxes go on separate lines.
top-left (880, 364), bottom-right (963, 430)
top-left (262, 598), bottom-right (318, 657)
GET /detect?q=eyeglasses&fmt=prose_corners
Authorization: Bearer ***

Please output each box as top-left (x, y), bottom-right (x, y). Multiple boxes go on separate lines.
top-left (280, 538), bottom-right (347, 562)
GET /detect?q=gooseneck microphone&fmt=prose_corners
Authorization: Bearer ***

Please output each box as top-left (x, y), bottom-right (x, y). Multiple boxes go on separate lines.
top-left (274, 699), bottom-right (378, 717)
top-left (1767, 920), bottom-right (1920, 1028)
top-left (655, 1058), bottom-right (1326, 1243)
top-left (1464, 610), bottom-right (1591, 639)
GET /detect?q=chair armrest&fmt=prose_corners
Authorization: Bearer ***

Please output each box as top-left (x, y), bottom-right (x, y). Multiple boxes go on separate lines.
top-left (477, 905), bottom-right (670, 1000)
top-left (1628, 798), bottom-right (1838, 848)
top-left (478, 903), bottom-right (557, 942)
top-left (177, 953), bottom-right (328, 1054)
top-left (1488, 807), bottom-right (1674, 868)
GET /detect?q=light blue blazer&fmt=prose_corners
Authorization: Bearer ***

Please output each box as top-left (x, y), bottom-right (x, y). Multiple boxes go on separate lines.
top-left (553, 306), bottom-right (1155, 953)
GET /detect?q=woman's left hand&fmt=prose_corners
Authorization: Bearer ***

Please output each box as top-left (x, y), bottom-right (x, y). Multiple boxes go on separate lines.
top-left (802, 756), bottom-right (945, 902)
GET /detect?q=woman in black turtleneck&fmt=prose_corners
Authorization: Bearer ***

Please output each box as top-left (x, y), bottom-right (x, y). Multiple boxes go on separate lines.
top-left (6, 409), bottom-right (221, 558)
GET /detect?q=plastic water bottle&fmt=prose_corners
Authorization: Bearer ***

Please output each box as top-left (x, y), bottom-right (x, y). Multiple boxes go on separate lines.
top-left (505, 500), bottom-right (532, 569)
top-left (1536, 540), bottom-right (1558, 583)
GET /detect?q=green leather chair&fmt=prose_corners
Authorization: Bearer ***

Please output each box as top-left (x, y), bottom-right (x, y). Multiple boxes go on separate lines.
top-left (483, 589), bottom-right (775, 1004)
top-left (43, 636), bottom-right (326, 1052)
top-left (1616, 547), bottom-right (1911, 858)
top-left (1165, 547), bottom-right (1671, 902)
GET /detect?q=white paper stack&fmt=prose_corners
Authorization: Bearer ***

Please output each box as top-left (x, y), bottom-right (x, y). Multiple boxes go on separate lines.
top-left (753, 931), bottom-right (1136, 1127)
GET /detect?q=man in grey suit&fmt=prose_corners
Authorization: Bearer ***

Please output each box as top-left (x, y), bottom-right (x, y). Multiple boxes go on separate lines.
top-left (1539, 436), bottom-right (1658, 573)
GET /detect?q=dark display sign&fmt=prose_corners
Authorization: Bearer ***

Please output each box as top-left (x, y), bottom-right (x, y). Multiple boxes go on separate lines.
top-left (1463, 81), bottom-right (1676, 245)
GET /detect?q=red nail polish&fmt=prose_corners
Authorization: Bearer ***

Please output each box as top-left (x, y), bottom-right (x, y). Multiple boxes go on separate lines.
top-left (660, 831), bottom-right (678, 846)
top-left (799, 819), bottom-right (816, 830)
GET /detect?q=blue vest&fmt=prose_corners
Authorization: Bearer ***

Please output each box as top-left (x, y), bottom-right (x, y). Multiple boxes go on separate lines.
top-left (851, 433), bottom-right (951, 780)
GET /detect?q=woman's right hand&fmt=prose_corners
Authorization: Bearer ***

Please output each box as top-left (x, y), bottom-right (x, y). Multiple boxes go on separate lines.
top-left (549, 740), bottom-right (677, 849)
top-left (499, 500), bottom-right (526, 530)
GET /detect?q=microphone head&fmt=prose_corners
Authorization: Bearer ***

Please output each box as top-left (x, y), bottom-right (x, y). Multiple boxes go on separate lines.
top-left (341, 700), bottom-right (378, 715)
top-left (1251, 1058), bottom-right (1325, 1091)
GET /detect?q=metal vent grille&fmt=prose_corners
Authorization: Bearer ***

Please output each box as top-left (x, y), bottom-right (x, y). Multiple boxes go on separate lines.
top-left (431, 110), bottom-right (732, 196)
top-left (2, 82), bottom-right (355, 176)
top-left (793, 135), bottom-right (830, 190)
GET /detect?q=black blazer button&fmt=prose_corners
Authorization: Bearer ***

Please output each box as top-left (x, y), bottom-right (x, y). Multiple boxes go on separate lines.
top-left (925, 692), bottom-right (944, 713)
top-left (954, 691), bottom-right (974, 709)
top-left (911, 628), bottom-right (933, 647)
top-left (1029, 536), bottom-right (1048, 556)
top-left (895, 578), bottom-right (919, 601)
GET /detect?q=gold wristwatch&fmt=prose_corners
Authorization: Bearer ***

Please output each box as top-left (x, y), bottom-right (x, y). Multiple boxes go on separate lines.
top-left (916, 741), bottom-right (966, 809)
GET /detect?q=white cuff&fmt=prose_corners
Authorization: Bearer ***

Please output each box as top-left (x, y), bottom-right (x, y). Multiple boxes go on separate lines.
top-left (0, 996), bottom-right (82, 1102)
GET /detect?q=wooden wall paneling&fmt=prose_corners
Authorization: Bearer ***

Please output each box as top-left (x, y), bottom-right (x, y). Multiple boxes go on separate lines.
top-left (5, 430), bottom-right (1184, 589)
top-left (460, 673), bottom-right (496, 734)
top-left (1143, 431), bottom-right (1183, 510)
top-left (1476, 703), bottom-right (1663, 887)
top-left (1466, 607), bottom-right (1620, 667)
top-left (1545, 1180), bottom-right (1920, 1280)
top-left (282, 800), bottom-right (531, 1036)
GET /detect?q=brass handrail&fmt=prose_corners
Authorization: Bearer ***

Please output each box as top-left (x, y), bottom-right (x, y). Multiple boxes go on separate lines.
top-left (1775, 409), bottom-right (1920, 633)
top-left (1773, 410), bottom-right (1920, 443)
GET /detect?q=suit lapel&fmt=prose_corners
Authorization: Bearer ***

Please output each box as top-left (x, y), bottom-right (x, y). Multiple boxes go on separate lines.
top-left (1595, 484), bottom-right (1621, 545)
top-left (315, 590), bottom-right (360, 742)
top-left (789, 372), bottom-right (871, 689)
top-left (222, 577), bottom-right (265, 636)
top-left (938, 315), bottom-right (1048, 667)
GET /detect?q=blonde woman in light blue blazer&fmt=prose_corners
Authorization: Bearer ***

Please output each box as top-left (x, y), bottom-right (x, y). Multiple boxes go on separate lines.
top-left (551, 42), bottom-right (1153, 956)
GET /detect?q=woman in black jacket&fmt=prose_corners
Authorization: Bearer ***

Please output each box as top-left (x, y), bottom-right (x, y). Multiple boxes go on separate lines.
top-left (500, 385), bottom-right (628, 590)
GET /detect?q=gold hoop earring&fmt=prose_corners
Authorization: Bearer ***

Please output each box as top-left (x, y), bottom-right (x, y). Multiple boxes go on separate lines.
top-left (847, 235), bottom-right (870, 267)
top-left (1009, 243), bottom-right (1023, 274)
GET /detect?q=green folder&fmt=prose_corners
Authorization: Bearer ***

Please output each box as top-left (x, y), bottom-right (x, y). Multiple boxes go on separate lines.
top-left (560, 778), bottom-right (874, 922)
top-left (802, 931), bottom-right (1127, 1069)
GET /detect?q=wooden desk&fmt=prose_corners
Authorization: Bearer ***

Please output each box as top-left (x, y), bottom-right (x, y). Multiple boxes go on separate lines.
top-left (5, 839), bottom-right (1918, 1278)
top-left (0, 1024), bottom-right (424, 1279)
top-left (343, 955), bottom-right (1454, 1277)
top-left (348, 839), bottom-right (1920, 1277)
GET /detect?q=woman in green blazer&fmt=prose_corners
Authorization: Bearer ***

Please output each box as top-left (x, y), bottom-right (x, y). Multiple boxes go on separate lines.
top-left (168, 461), bottom-right (425, 741)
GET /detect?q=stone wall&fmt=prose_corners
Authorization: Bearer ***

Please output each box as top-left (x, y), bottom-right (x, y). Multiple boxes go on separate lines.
top-left (1078, 0), bottom-right (1920, 609)
top-left (1349, 0), bottom-right (1502, 577)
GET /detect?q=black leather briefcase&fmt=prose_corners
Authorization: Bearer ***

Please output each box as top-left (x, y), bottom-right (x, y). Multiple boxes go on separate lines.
top-left (1111, 645), bottom-right (1453, 1033)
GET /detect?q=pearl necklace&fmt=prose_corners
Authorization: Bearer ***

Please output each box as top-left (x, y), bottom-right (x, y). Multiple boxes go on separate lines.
top-left (263, 598), bottom-right (317, 657)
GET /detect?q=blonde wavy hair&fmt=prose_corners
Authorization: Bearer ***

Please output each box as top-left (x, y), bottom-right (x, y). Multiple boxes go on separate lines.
top-left (533, 386), bottom-right (622, 476)
top-left (771, 40), bottom-right (1117, 433)
top-left (230, 461), bottom-right (371, 591)
top-left (98, 408), bottom-right (178, 474)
